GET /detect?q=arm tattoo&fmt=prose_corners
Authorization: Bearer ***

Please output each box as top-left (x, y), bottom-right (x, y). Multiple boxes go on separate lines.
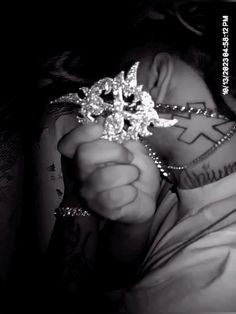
top-left (56, 188), bottom-right (63, 198)
top-left (47, 163), bottom-right (56, 172)
top-left (46, 163), bottom-right (63, 182)
top-left (179, 162), bottom-right (236, 188)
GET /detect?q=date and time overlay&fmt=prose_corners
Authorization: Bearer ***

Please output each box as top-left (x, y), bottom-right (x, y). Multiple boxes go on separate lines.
top-left (222, 15), bottom-right (230, 96)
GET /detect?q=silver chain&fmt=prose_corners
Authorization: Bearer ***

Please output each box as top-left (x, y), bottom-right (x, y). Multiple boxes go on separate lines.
top-left (143, 142), bottom-right (170, 178)
top-left (143, 123), bottom-right (236, 175)
top-left (167, 123), bottom-right (236, 170)
top-left (54, 206), bottom-right (91, 218)
top-left (155, 103), bottom-right (229, 120)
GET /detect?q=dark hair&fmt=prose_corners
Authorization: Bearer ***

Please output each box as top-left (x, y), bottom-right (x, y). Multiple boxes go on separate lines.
top-left (41, 1), bottom-right (236, 119)
top-left (126, 1), bottom-right (236, 120)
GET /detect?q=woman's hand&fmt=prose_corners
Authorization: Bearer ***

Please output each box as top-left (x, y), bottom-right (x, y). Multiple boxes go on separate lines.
top-left (58, 123), bottom-right (160, 224)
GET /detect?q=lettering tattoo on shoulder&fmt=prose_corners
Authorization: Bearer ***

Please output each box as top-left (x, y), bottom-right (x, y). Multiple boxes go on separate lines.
top-left (169, 102), bottom-right (233, 145)
top-left (179, 162), bottom-right (236, 188)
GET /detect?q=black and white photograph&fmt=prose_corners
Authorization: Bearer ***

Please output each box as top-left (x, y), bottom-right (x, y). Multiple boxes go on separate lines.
top-left (1, 0), bottom-right (236, 312)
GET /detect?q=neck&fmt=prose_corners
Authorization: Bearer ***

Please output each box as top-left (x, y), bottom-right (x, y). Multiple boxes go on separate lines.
top-left (178, 155), bottom-right (236, 189)
top-left (158, 109), bottom-right (236, 188)
top-left (166, 59), bottom-right (217, 111)
top-left (155, 71), bottom-right (236, 188)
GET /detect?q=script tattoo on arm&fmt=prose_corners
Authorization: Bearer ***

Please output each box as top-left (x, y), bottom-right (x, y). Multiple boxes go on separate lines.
top-left (179, 162), bottom-right (236, 188)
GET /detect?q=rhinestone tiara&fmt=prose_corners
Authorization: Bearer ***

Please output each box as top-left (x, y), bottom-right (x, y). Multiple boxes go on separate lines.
top-left (51, 62), bottom-right (178, 143)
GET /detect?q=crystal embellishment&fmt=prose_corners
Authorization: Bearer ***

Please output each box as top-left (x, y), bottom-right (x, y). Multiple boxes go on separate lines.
top-left (51, 62), bottom-right (178, 143)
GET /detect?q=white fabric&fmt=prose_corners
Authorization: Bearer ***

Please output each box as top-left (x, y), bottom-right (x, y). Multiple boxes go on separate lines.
top-left (124, 173), bottom-right (236, 312)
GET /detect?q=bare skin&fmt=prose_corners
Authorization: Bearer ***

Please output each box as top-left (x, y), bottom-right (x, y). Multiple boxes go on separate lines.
top-left (44, 47), bottom-right (236, 311)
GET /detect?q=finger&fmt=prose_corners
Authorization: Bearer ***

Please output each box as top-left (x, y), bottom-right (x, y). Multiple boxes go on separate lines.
top-left (58, 123), bottom-right (104, 159)
top-left (119, 191), bottom-right (156, 223)
top-left (80, 164), bottom-right (139, 198)
top-left (88, 185), bottom-right (138, 219)
top-left (75, 140), bottom-right (133, 180)
top-left (124, 140), bottom-right (160, 197)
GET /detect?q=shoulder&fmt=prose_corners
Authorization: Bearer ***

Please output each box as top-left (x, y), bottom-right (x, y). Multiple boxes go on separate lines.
top-left (124, 220), bottom-right (236, 312)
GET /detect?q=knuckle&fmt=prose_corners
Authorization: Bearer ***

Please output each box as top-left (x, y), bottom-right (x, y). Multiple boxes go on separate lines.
top-left (85, 173), bottom-right (100, 193)
top-left (75, 146), bottom-right (91, 180)
top-left (57, 137), bottom-right (69, 157)
top-left (107, 209), bottom-right (121, 221)
top-left (88, 190), bottom-right (121, 220)
top-left (79, 186), bottom-right (94, 205)
top-left (104, 187), bottom-right (125, 208)
top-left (75, 143), bottom-right (89, 165)
top-left (96, 190), bottom-right (108, 208)
top-left (96, 189), bottom-right (117, 209)
top-left (113, 144), bottom-right (128, 161)
top-left (129, 165), bottom-right (140, 180)
top-left (99, 167), bottom-right (113, 186)
top-left (83, 124), bottom-right (103, 139)
top-left (108, 187), bottom-right (121, 203)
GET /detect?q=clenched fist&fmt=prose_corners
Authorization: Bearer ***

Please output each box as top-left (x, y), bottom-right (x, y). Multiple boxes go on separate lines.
top-left (58, 123), bottom-right (160, 224)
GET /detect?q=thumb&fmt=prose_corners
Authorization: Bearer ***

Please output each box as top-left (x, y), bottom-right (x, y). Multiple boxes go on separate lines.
top-left (123, 140), bottom-right (160, 197)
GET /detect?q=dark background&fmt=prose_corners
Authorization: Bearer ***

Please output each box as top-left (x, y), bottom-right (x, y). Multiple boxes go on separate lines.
top-left (1, 1), bottom-right (236, 312)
